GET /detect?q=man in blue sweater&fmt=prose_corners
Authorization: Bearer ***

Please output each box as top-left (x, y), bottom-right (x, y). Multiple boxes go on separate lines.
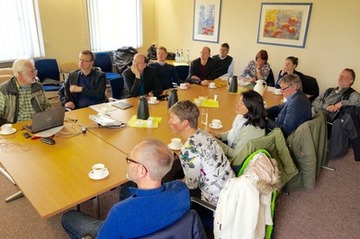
top-left (61, 139), bottom-right (191, 239)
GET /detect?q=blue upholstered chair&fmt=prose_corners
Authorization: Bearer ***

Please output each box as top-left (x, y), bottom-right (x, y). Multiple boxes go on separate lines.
top-left (34, 58), bottom-right (62, 99)
top-left (109, 76), bottom-right (125, 99)
top-left (94, 51), bottom-right (121, 80)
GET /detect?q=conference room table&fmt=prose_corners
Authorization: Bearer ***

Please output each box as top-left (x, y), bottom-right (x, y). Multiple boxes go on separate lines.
top-left (0, 82), bottom-right (283, 218)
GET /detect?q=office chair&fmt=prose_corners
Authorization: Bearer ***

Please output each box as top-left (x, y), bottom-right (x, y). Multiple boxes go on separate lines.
top-left (94, 52), bottom-right (121, 80)
top-left (109, 76), bottom-right (124, 99)
top-left (0, 67), bottom-right (13, 76)
top-left (59, 61), bottom-right (78, 81)
top-left (266, 68), bottom-right (275, 87)
top-left (302, 75), bottom-right (319, 102)
top-left (175, 65), bottom-right (190, 82)
top-left (34, 58), bottom-right (62, 100)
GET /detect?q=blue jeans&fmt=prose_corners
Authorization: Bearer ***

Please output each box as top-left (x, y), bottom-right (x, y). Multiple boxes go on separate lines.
top-left (61, 210), bottom-right (103, 239)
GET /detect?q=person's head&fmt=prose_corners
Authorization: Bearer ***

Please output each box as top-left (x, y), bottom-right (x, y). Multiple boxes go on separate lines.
top-left (132, 53), bottom-right (148, 73)
top-left (12, 58), bottom-right (37, 86)
top-left (78, 50), bottom-right (95, 71)
top-left (278, 74), bottom-right (303, 98)
top-left (168, 100), bottom-right (199, 133)
top-left (156, 46), bottom-right (168, 62)
top-left (219, 43), bottom-right (230, 58)
top-left (338, 68), bottom-right (356, 87)
top-left (255, 50), bottom-right (268, 66)
top-left (284, 56), bottom-right (299, 71)
top-left (237, 90), bottom-right (267, 128)
top-left (200, 46), bottom-right (211, 61)
top-left (126, 139), bottom-right (173, 184)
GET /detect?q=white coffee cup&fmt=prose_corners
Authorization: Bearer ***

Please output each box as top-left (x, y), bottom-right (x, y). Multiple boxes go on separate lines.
top-left (209, 82), bottom-right (215, 88)
top-left (212, 119), bottom-right (221, 128)
top-left (1, 124), bottom-right (13, 134)
top-left (180, 83), bottom-right (187, 89)
top-left (274, 88), bottom-right (282, 95)
top-left (171, 138), bottom-right (182, 148)
top-left (149, 96), bottom-right (157, 103)
top-left (92, 163), bottom-right (107, 176)
top-left (99, 107), bottom-right (108, 115)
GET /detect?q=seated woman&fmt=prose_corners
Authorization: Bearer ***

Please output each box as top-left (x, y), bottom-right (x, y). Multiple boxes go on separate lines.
top-left (276, 56), bottom-right (304, 88)
top-left (209, 90), bottom-right (266, 159)
top-left (168, 100), bottom-right (235, 205)
top-left (238, 50), bottom-right (271, 84)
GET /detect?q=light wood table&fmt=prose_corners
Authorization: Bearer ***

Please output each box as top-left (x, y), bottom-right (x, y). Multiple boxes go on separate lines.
top-left (68, 84), bottom-right (283, 155)
top-left (0, 121), bottom-right (128, 218)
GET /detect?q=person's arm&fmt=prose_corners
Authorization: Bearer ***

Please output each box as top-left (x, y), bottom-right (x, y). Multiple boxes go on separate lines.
top-left (187, 60), bottom-right (201, 84)
top-left (238, 61), bottom-right (254, 82)
top-left (181, 146), bottom-right (201, 190)
top-left (122, 68), bottom-right (140, 97)
top-left (149, 69), bottom-right (163, 97)
top-left (259, 63), bottom-right (270, 80)
top-left (341, 91), bottom-right (360, 107)
top-left (312, 90), bottom-right (329, 112)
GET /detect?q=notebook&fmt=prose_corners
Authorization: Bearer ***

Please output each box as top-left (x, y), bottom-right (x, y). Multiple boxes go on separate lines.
top-left (112, 101), bottom-right (133, 110)
top-left (23, 107), bottom-right (65, 133)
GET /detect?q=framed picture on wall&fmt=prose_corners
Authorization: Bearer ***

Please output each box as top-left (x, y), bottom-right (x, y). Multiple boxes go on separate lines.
top-left (257, 3), bottom-right (313, 48)
top-left (192, 0), bottom-right (222, 43)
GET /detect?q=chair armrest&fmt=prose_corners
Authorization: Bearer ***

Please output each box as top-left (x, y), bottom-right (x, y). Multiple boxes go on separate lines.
top-left (191, 197), bottom-right (216, 212)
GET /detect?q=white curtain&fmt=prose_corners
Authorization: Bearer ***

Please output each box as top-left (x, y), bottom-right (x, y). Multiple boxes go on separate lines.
top-left (87, 0), bottom-right (143, 52)
top-left (0, 0), bottom-right (45, 62)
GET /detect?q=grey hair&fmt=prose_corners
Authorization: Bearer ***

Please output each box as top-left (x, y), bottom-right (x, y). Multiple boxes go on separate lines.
top-left (12, 58), bottom-right (35, 77)
top-left (278, 74), bottom-right (303, 91)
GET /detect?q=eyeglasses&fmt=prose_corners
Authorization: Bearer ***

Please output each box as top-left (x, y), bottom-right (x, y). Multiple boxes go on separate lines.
top-left (281, 86), bottom-right (291, 91)
top-left (78, 58), bottom-right (92, 63)
top-left (126, 157), bottom-right (148, 172)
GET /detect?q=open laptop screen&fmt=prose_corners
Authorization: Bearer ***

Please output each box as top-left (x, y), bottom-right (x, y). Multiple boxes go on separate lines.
top-left (23, 107), bottom-right (65, 133)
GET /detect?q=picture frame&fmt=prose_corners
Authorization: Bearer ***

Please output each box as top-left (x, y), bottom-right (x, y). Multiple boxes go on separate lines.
top-left (192, 0), bottom-right (222, 43)
top-left (257, 2), bottom-right (313, 48)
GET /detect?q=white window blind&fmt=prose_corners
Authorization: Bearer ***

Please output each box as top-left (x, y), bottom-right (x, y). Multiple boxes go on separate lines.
top-left (87, 0), bottom-right (143, 52)
top-left (0, 0), bottom-right (45, 62)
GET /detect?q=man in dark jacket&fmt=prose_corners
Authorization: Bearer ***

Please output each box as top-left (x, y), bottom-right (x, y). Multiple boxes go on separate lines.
top-left (59, 50), bottom-right (106, 109)
top-left (122, 53), bottom-right (163, 98)
top-left (187, 46), bottom-right (216, 86)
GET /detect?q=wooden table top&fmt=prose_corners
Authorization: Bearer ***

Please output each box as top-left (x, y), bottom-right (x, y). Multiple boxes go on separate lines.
top-left (0, 121), bottom-right (128, 218)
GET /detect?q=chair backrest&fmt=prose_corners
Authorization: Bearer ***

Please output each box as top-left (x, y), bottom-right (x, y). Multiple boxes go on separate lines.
top-left (94, 52), bottom-right (112, 73)
top-left (34, 58), bottom-right (60, 82)
top-left (109, 76), bottom-right (125, 99)
top-left (60, 62), bottom-right (78, 81)
top-left (0, 75), bottom-right (13, 84)
top-left (0, 67), bottom-right (13, 76)
top-left (266, 68), bottom-right (275, 87)
top-left (137, 210), bottom-right (206, 239)
top-left (175, 65), bottom-right (190, 82)
top-left (302, 75), bottom-right (319, 102)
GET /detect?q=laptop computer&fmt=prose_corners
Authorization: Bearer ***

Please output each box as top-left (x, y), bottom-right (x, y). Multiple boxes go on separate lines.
top-left (23, 107), bottom-right (65, 133)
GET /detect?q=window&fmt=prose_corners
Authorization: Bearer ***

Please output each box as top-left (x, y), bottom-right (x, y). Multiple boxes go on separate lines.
top-left (0, 0), bottom-right (45, 62)
top-left (87, 0), bottom-right (143, 52)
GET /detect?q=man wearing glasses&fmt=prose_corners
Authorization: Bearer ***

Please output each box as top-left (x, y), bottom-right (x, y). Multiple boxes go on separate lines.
top-left (266, 74), bottom-right (312, 137)
top-left (61, 139), bottom-right (193, 239)
top-left (59, 50), bottom-right (106, 110)
top-left (0, 58), bottom-right (51, 125)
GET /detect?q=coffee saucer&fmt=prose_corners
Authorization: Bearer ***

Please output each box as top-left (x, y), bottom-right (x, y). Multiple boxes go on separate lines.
top-left (209, 123), bottom-right (223, 129)
top-left (88, 169), bottom-right (109, 180)
top-left (148, 100), bottom-right (159, 105)
top-left (168, 143), bottom-right (183, 151)
top-left (0, 128), bottom-right (17, 135)
top-left (208, 86), bottom-right (217, 89)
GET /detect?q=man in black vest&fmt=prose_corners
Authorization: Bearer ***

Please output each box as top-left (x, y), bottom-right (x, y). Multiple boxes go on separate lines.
top-left (212, 43), bottom-right (234, 80)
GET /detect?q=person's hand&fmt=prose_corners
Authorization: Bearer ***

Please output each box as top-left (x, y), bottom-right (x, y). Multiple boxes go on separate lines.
top-left (334, 102), bottom-right (343, 111)
top-left (65, 101), bottom-right (75, 110)
top-left (201, 80), bottom-right (209, 86)
top-left (326, 104), bottom-right (339, 112)
top-left (131, 65), bottom-right (140, 78)
top-left (70, 85), bottom-right (83, 93)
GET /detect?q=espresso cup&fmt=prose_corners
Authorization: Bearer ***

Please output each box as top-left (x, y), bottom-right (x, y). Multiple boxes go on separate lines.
top-left (171, 138), bottom-right (182, 148)
top-left (209, 82), bottom-right (215, 88)
top-left (92, 163), bottom-right (107, 176)
top-left (1, 124), bottom-right (13, 134)
top-left (212, 119), bottom-right (221, 128)
top-left (149, 96), bottom-right (157, 103)
top-left (180, 83), bottom-right (187, 89)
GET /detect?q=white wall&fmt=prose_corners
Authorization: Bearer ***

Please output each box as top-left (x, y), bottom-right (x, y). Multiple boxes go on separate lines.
top-left (154, 0), bottom-right (360, 92)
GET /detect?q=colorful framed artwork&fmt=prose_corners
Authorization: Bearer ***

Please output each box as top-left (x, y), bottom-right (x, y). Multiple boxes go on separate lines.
top-left (193, 0), bottom-right (222, 43)
top-left (257, 3), bottom-right (313, 48)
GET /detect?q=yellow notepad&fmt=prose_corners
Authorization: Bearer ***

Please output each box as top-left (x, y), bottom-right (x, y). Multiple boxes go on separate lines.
top-left (194, 98), bottom-right (219, 108)
top-left (127, 115), bottom-right (162, 128)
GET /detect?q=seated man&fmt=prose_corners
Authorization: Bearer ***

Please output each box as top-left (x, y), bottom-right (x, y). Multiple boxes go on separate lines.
top-left (148, 46), bottom-right (182, 90)
top-left (187, 46), bottom-right (216, 86)
top-left (312, 68), bottom-right (360, 160)
top-left (61, 139), bottom-right (191, 238)
top-left (0, 58), bottom-right (51, 125)
top-left (266, 74), bottom-right (312, 137)
top-left (122, 53), bottom-right (163, 98)
top-left (212, 43), bottom-right (234, 80)
top-left (59, 50), bottom-right (106, 110)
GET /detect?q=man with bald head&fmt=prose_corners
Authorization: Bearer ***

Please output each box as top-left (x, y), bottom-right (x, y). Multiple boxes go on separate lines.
top-left (0, 58), bottom-right (51, 125)
top-left (187, 46), bottom-right (216, 86)
top-left (122, 53), bottom-right (163, 98)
